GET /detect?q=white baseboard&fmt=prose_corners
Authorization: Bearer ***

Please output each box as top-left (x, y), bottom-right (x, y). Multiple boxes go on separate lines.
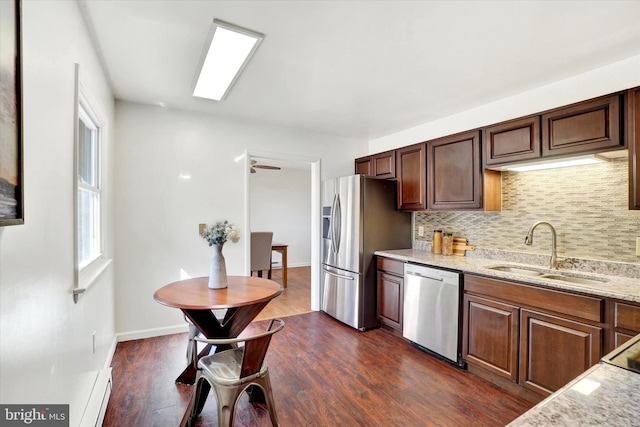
top-left (271, 261), bottom-right (310, 269)
top-left (116, 323), bottom-right (189, 342)
top-left (79, 368), bottom-right (112, 427)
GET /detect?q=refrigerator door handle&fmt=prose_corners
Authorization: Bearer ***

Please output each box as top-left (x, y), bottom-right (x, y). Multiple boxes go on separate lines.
top-left (322, 267), bottom-right (355, 281)
top-left (333, 194), bottom-right (342, 253)
top-left (330, 194), bottom-right (338, 253)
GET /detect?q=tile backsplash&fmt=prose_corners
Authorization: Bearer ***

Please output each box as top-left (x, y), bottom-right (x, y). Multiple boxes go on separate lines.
top-left (414, 158), bottom-right (640, 264)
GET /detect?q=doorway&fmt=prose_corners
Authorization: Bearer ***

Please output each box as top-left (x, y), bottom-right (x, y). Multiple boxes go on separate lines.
top-left (244, 150), bottom-right (321, 312)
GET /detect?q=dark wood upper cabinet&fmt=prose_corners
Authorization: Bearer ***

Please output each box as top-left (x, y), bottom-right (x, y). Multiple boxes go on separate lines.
top-left (484, 116), bottom-right (541, 167)
top-left (428, 131), bottom-right (500, 210)
top-left (541, 94), bottom-right (623, 158)
top-left (429, 131), bottom-right (481, 210)
top-left (354, 150), bottom-right (396, 179)
top-left (396, 143), bottom-right (426, 211)
top-left (355, 157), bottom-right (373, 176)
top-left (628, 87), bottom-right (640, 210)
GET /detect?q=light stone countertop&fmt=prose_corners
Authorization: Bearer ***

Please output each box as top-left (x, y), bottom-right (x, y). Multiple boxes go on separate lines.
top-left (506, 363), bottom-right (640, 426)
top-left (374, 248), bottom-right (640, 303)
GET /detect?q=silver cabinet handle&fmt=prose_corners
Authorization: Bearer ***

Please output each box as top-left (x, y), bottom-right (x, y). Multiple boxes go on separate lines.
top-left (323, 267), bottom-right (355, 281)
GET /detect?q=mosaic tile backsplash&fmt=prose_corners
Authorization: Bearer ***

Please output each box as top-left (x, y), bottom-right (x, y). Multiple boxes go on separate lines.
top-left (414, 158), bottom-right (640, 264)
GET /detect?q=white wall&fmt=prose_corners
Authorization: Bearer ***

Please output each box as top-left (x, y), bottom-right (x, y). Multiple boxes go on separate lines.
top-left (0, 1), bottom-right (116, 425)
top-left (370, 54), bottom-right (640, 151)
top-left (250, 166), bottom-right (312, 267)
top-left (113, 101), bottom-right (364, 338)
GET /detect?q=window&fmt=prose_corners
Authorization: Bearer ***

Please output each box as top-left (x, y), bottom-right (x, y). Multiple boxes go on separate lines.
top-left (76, 92), bottom-right (102, 269)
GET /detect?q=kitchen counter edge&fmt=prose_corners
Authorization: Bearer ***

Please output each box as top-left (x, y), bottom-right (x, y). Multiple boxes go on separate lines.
top-left (374, 249), bottom-right (640, 303)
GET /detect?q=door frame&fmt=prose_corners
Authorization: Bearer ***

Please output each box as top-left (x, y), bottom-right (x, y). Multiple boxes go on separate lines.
top-left (244, 149), bottom-right (322, 311)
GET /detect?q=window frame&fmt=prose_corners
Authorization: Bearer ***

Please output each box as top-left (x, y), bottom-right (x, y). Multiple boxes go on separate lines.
top-left (76, 94), bottom-right (103, 270)
top-left (73, 66), bottom-right (109, 302)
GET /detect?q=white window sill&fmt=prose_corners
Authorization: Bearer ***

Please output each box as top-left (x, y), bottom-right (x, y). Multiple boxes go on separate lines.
top-left (74, 257), bottom-right (112, 303)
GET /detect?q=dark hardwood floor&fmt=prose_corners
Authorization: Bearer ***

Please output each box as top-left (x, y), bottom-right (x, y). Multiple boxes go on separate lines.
top-left (104, 267), bottom-right (533, 426)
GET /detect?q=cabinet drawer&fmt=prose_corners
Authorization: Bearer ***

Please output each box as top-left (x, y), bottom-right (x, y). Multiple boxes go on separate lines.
top-left (377, 257), bottom-right (404, 276)
top-left (614, 301), bottom-right (640, 332)
top-left (465, 274), bottom-right (604, 323)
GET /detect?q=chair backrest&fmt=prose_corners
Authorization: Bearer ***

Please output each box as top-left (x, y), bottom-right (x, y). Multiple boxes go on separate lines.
top-left (239, 318), bottom-right (284, 378)
top-left (194, 318), bottom-right (285, 378)
top-left (251, 232), bottom-right (273, 272)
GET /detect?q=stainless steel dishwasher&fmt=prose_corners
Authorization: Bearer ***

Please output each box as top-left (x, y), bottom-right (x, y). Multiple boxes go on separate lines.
top-left (403, 263), bottom-right (463, 366)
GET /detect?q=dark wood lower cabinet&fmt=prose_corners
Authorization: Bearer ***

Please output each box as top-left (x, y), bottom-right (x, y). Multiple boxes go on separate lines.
top-left (377, 271), bottom-right (403, 330)
top-left (519, 309), bottom-right (602, 396)
top-left (463, 273), bottom-right (608, 399)
top-left (376, 257), bottom-right (404, 331)
top-left (463, 294), bottom-right (519, 382)
top-left (611, 299), bottom-right (640, 348)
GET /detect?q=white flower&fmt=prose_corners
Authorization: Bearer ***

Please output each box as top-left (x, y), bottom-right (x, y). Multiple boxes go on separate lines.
top-left (201, 220), bottom-right (241, 246)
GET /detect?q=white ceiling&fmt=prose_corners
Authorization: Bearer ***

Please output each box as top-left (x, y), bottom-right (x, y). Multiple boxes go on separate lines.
top-left (79, 1), bottom-right (640, 140)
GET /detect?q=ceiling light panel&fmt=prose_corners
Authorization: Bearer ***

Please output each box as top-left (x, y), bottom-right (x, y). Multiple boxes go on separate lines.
top-left (192, 20), bottom-right (264, 101)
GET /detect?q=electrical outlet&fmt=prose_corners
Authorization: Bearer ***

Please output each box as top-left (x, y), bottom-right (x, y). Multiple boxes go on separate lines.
top-left (199, 223), bottom-right (206, 235)
top-left (636, 237), bottom-right (640, 257)
top-left (418, 226), bottom-right (424, 237)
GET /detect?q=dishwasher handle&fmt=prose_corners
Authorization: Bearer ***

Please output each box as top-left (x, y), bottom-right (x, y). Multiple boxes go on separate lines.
top-left (405, 271), bottom-right (444, 282)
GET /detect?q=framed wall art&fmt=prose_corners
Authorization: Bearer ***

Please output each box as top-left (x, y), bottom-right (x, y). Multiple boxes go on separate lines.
top-left (0, 0), bottom-right (24, 226)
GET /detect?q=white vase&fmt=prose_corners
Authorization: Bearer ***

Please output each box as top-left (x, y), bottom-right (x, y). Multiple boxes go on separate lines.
top-left (208, 244), bottom-right (228, 289)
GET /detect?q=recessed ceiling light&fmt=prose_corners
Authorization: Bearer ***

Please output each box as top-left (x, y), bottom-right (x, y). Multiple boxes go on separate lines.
top-left (192, 19), bottom-right (264, 101)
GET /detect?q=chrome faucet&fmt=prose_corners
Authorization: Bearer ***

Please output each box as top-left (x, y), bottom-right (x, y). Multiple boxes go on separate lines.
top-left (524, 221), bottom-right (558, 269)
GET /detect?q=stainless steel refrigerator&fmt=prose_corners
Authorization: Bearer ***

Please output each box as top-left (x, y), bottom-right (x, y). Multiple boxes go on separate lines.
top-left (321, 175), bottom-right (411, 330)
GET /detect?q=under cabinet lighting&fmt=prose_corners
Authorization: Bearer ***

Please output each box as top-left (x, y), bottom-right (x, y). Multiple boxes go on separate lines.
top-left (192, 20), bottom-right (264, 101)
top-left (500, 155), bottom-right (609, 172)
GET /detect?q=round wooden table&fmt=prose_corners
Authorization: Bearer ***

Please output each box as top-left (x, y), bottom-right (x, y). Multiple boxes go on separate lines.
top-left (154, 276), bottom-right (283, 385)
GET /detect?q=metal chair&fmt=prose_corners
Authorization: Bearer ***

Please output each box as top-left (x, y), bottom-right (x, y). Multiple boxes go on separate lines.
top-left (251, 232), bottom-right (273, 279)
top-left (185, 318), bottom-right (285, 427)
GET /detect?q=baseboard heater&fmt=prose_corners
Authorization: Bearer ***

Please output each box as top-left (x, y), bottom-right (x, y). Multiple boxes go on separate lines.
top-left (80, 368), bottom-right (112, 427)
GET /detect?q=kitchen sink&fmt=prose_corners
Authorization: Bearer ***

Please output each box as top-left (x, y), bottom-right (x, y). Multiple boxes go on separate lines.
top-left (539, 274), bottom-right (608, 285)
top-left (486, 265), bottom-right (545, 276)
top-left (486, 265), bottom-right (609, 285)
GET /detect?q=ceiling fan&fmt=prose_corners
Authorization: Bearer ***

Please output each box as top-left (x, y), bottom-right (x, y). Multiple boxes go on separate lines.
top-left (250, 159), bottom-right (282, 174)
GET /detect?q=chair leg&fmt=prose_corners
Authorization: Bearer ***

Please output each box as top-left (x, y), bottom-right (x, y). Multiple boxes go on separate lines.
top-left (211, 384), bottom-right (245, 427)
top-left (190, 375), bottom-right (211, 419)
top-left (253, 373), bottom-right (280, 427)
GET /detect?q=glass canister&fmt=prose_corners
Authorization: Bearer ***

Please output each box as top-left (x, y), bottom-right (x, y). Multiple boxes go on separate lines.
top-left (442, 233), bottom-right (454, 256)
top-left (431, 230), bottom-right (443, 254)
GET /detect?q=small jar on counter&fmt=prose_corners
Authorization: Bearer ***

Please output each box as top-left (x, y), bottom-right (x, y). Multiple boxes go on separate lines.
top-left (431, 230), bottom-right (443, 254)
top-left (442, 233), bottom-right (454, 256)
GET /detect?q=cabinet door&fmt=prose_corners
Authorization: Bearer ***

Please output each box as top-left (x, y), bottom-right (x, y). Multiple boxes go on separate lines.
top-left (520, 309), bottom-right (602, 397)
top-left (355, 157), bottom-right (373, 176)
top-left (628, 87), bottom-right (640, 210)
top-left (428, 131), bottom-right (482, 210)
top-left (377, 271), bottom-right (403, 330)
top-left (484, 116), bottom-right (541, 166)
top-left (463, 294), bottom-right (519, 382)
top-left (396, 143), bottom-right (426, 211)
top-left (373, 151), bottom-right (396, 179)
top-left (541, 94), bottom-right (623, 158)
